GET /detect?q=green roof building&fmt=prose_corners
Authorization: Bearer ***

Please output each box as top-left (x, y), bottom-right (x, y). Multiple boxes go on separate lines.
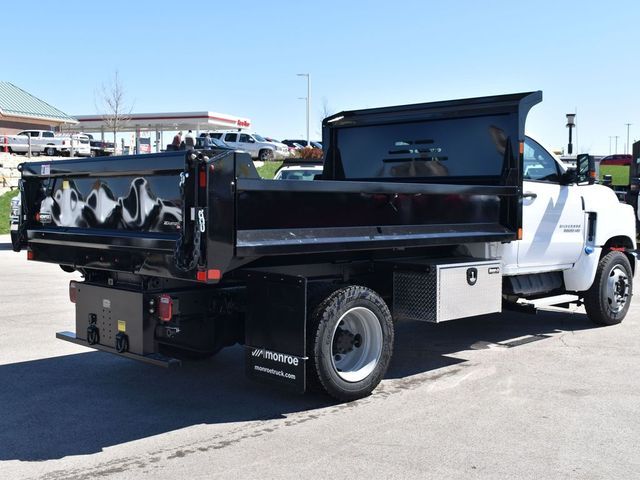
top-left (0, 82), bottom-right (77, 134)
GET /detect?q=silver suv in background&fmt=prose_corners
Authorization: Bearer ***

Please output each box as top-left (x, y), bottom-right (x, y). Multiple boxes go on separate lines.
top-left (208, 131), bottom-right (289, 161)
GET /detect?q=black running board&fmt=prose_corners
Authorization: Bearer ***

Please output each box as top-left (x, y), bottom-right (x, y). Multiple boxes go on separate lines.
top-left (56, 331), bottom-right (181, 368)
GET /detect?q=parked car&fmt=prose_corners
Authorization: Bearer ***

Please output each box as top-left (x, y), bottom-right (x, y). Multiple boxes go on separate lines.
top-left (84, 134), bottom-right (115, 157)
top-left (207, 131), bottom-right (289, 161)
top-left (0, 130), bottom-right (78, 156)
top-left (72, 134), bottom-right (92, 157)
top-left (195, 136), bottom-right (233, 150)
top-left (273, 164), bottom-right (323, 180)
top-left (281, 139), bottom-right (322, 149)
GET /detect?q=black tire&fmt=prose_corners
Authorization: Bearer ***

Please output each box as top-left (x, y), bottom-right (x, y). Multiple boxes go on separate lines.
top-left (46, 146), bottom-right (56, 156)
top-left (307, 286), bottom-right (393, 401)
top-left (584, 251), bottom-right (633, 325)
top-left (90, 150), bottom-right (97, 158)
top-left (259, 149), bottom-right (274, 162)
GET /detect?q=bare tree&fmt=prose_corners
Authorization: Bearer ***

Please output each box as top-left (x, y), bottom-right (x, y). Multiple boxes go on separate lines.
top-left (96, 71), bottom-right (133, 151)
top-left (319, 96), bottom-right (335, 121)
top-left (316, 97), bottom-right (335, 137)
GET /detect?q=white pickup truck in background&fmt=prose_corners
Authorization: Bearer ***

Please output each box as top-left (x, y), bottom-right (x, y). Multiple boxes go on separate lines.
top-left (0, 130), bottom-right (90, 156)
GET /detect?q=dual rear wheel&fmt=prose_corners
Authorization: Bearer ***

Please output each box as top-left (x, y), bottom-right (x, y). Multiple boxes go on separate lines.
top-left (307, 286), bottom-right (394, 401)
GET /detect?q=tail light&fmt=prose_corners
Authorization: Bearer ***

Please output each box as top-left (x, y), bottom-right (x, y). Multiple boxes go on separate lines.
top-left (158, 294), bottom-right (173, 322)
top-left (69, 281), bottom-right (78, 303)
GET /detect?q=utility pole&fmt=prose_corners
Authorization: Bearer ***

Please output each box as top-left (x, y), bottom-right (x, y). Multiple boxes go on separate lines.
top-left (296, 73), bottom-right (310, 147)
top-left (609, 136), bottom-right (613, 155)
top-left (614, 135), bottom-right (620, 154)
top-left (625, 123), bottom-right (632, 154)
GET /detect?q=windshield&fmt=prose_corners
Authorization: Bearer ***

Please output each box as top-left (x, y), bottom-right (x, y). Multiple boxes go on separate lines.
top-left (253, 134), bottom-right (267, 142)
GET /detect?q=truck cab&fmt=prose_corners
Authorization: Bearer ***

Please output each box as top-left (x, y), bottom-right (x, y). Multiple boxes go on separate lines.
top-left (499, 137), bottom-right (635, 317)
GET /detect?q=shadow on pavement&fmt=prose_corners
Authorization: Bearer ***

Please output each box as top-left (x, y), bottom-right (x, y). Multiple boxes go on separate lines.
top-left (0, 241), bottom-right (15, 251)
top-left (0, 308), bottom-right (596, 461)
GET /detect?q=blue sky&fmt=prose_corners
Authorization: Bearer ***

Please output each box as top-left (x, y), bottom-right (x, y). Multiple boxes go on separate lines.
top-left (2, 0), bottom-right (638, 153)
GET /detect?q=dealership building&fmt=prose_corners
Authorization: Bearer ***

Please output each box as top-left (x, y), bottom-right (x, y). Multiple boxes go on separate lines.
top-left (0, 82), bottom-right (78, 135)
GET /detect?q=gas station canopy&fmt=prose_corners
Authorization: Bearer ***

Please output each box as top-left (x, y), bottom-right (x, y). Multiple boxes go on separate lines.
top-left (74, 111), bottom-right (251, 133)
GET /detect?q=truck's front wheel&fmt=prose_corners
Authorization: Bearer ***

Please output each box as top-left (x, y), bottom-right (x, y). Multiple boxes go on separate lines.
top-left (308, 286), bottom-right (393, 401)
top-left (584, 251), bottom-right (633, 325)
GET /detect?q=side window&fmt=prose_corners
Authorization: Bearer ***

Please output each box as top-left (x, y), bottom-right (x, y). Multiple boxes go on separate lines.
top-left (42, 131), bottom-right (54, 138)
top-left (523, 138), bottom-right (560, 182)
top-left (224, 133), bottom-right (238, 142)
top-left (238, 134), bottom-right (251, 143)
top-left (211, 133), bottom-right (222, 139)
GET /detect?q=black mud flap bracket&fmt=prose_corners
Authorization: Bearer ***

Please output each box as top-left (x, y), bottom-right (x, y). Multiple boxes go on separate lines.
top-left (243, 272), bottom-right (307, 393)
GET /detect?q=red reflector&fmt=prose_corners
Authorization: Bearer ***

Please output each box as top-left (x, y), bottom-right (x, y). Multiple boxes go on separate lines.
top-left (158, 294), bottom-right (173, 322)
top-left (35, 212), bottom-right (41, 222)
top-left (196, 270), bottom-right (207, 282)
top-left (207, 269), bottom-right (221, 280)
top-left (610, 247), bottom-right (625, 252)
top-left (199, 170), bottom-right (206, 187)
top-left (69, 281), bottom-right (78, 303)
top-left (27, 250), bottom-right (34, 260)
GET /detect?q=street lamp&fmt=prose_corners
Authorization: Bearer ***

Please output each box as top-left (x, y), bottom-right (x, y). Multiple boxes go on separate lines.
top-left (297, 73), bottom-right (310, 147)
top-left (565, 113), bottom-right (576, 155)
top-left (625, 123), bottom-right (632, 154)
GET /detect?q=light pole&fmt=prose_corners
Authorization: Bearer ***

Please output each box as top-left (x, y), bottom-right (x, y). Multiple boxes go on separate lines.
top-left (625, 123), bottom-right (632, 154)
top-left (565, 113), bottom-right (576, 154)
top-left (614, 135), bottom-right (620, 154)
top-left (297, 73), bottom-right (310, 147)
top-left (609, 136), bottom-right (613, 155)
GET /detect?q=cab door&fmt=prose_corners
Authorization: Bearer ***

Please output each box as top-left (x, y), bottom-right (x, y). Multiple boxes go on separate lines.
top-left (517, 138), bottom-right (585, 269)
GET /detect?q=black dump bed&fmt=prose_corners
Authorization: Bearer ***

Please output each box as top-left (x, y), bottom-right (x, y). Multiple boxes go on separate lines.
top-left (13, 91), bottom-right (541, 283)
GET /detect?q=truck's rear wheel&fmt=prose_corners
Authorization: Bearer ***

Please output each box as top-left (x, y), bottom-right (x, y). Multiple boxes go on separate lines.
top-left (46, 146), bottom-right (56, 156)
top-left (584, 251), bottom-right (633, 325)
top-left (308, 286), bottom-right (393, 401)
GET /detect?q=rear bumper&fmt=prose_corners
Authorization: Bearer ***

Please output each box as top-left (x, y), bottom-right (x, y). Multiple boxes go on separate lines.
top-left (56, 331), bottom-right (181, 368)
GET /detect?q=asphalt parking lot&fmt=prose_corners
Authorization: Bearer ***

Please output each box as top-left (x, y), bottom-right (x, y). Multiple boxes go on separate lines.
top-left (1, 234), bottom-right (639, 479)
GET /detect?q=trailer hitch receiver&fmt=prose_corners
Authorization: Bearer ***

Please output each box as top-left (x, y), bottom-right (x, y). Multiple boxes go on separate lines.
top-left (115, 332), bottom-right (129, 353)
top-left (87, 314), bottom-right (99, 345)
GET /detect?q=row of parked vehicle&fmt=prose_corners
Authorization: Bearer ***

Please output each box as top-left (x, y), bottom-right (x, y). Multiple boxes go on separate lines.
top-left (0, 130), bottom-right (115, 157)
top-left (195, 131), bottom-right (321, 162)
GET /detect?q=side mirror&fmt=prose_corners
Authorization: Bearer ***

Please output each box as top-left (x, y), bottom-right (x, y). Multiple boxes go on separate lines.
top-left (560, 168), bottom-right (578, 185)
top-left (576, 153), bottom-right (596, 185)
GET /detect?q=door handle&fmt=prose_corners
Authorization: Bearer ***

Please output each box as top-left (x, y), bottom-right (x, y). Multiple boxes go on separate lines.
top-left (523, 192), bottom-right (537, 199)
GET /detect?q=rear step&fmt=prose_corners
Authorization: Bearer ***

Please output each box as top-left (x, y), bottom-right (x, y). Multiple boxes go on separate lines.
top-left (56, 331), bottom-right (181, 368)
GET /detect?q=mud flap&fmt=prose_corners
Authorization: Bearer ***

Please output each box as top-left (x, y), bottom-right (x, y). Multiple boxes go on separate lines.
top-left (244, 273), bottom-right (307, 393)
